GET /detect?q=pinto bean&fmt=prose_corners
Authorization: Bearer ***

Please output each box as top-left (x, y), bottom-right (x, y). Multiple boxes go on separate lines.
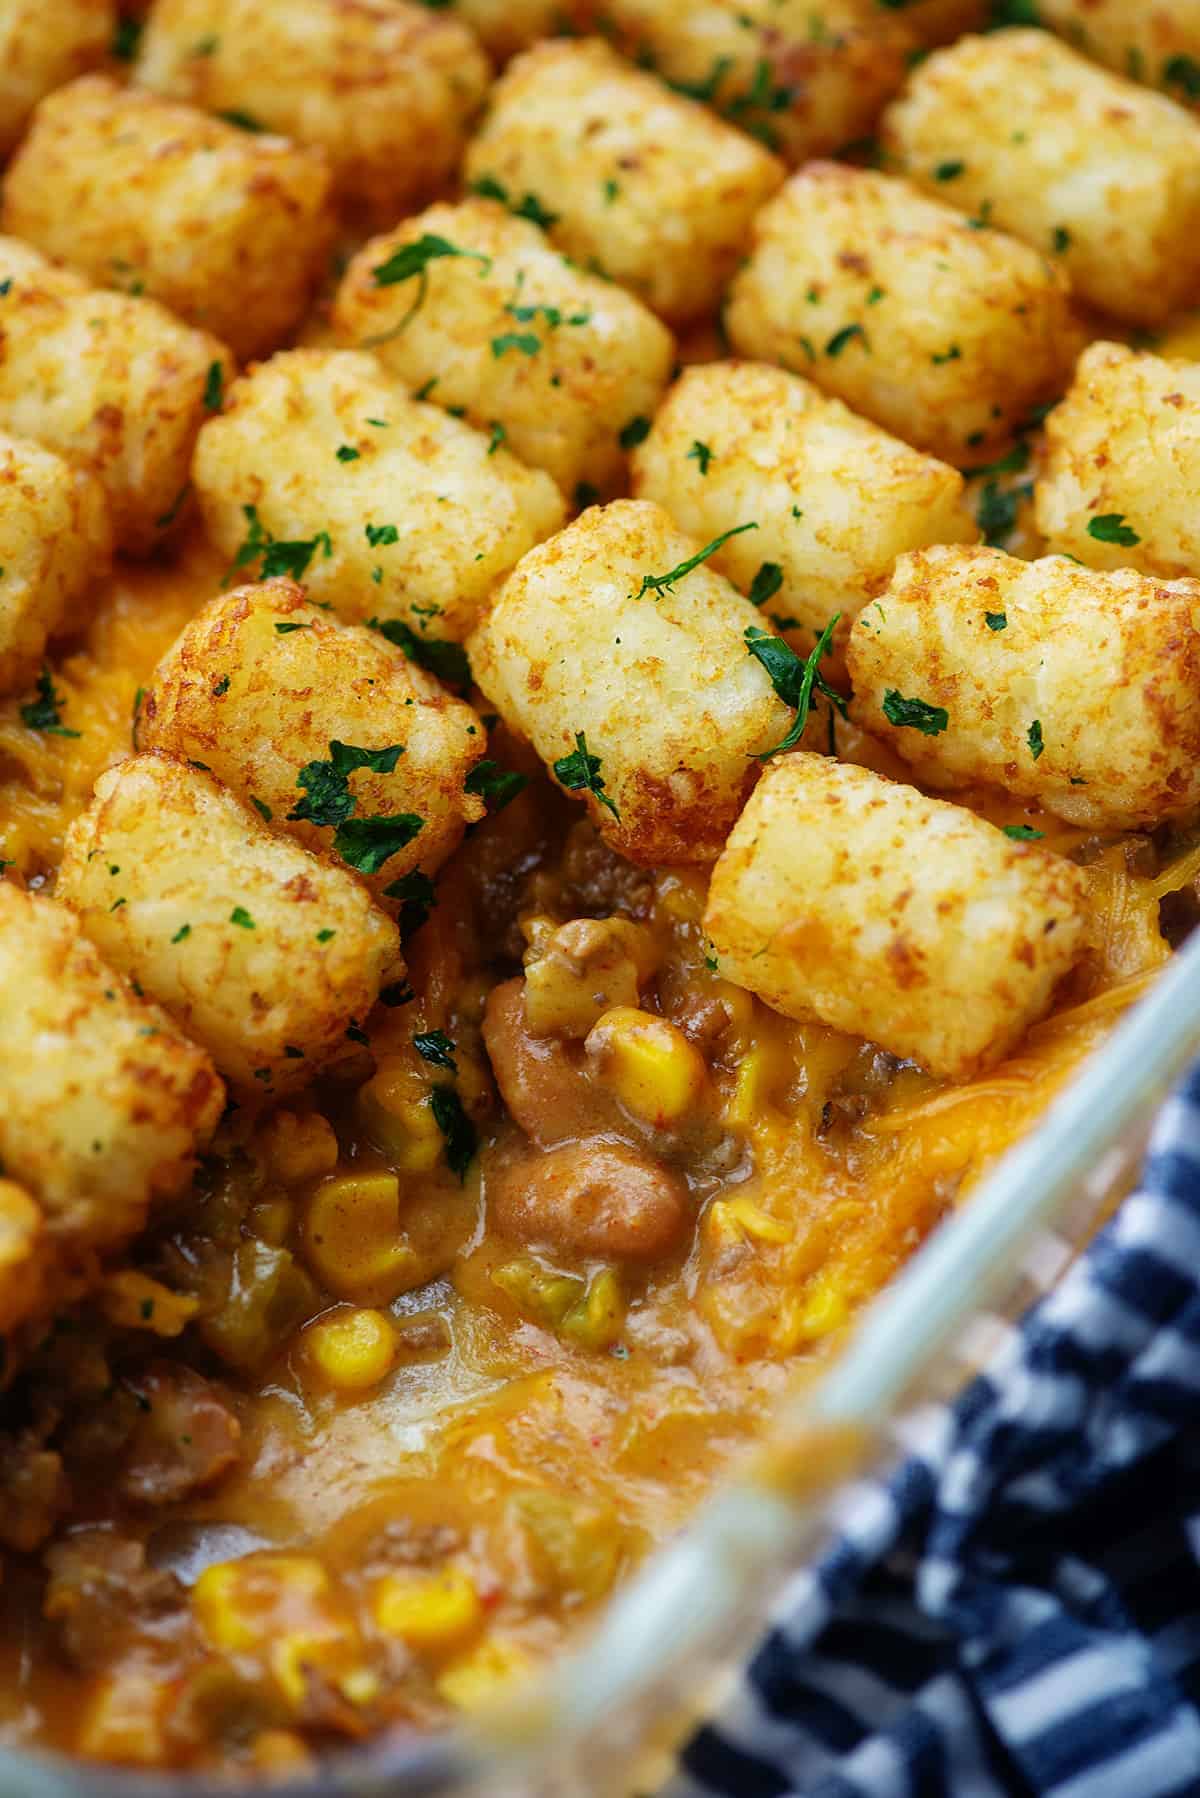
top-left (489, 1140), bottom-right (688, 1263)
top-left (483, 977), bottom-right (612, 1147)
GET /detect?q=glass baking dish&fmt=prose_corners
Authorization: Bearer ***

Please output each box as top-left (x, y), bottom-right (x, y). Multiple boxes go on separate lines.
top-left (8, 923), bottom-right (1200, 1798)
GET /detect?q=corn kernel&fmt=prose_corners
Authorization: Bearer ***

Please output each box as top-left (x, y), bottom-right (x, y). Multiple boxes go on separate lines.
top-left (436, 1635), bottom-right (531, 1711)
top-left (301, 1172), bottom-right (420, 1303)
top-left (192, 1554), bottom-right (366, 1714)
top-left (100, 1270), bottom-right (200, 1337)
top-left (373, 1566), bottom-right (483, 1658)
top-left (303, 1307), bottom-right (397, 1392)
top-left (584, 1007), bottom-right (706, 1127)
top-left (251, 1730), bottom-right (312, 1776)
top-left (256, 1110), bottom-right (339, 1186)
top-left (358, 1060), bottom-right (444, 1172)
top-left (722, 1045), bottom-right (767, 1127)
top-left (560, 1267), bottom-right (625, 1351)
top-left (491, 1256), bottom-right (582, 1327)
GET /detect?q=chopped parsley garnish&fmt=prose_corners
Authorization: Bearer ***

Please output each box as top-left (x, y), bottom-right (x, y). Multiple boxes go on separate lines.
top-left (867, 284), bottom-right (885, 305)
top-left (111, 17), bottom-right (142, 59)
top-left (631, 521), bottom-right (757, 600)
top-left (1051, 225), bottom-right (1071, 254)
top-left (225, 504), bottom-right (332, 584)
top-left (20, 666), bottom-right (80, 737)
top-left (1003, 824), bottom-right (1044, 840)
top-left (1087, 512), bottom-right (1140, 546)
top-left (931, 344), bottom-right (962, 364)
top-left (171, 923), bottom-right (191, 943)
top-left (491, 330), bottom-right (540, 358)
top-left (977, 479), bottom-right (1031, 547)
top-left (881, 689), bottom-right (948, 735)
top-left (825, 323), bottom-right (867, 357)
top-left (370, 616), bottom-right (470, 688)
top-left (365, 522), bottom-right (399, 547)
top-left (747, 562), bottom-right (784, 608)
top-left (487, 420), bottom-right (506, 456)
top-left (985, 611), bottom-right (1007, 631)
top-left (431, 1086), bottom-right (477, 1180)
top-left (336, 444), bottom-right (360, 462)
top-left (603, 178), bottom-right (620, 203)
top-left (335, 812), bottom-right (424, 874)
top-left (687, 440), bottom-right (714, 474)
top-left (575, 481), bottom-right (600, 509)
top-left (469, 174), bottom-right (557, 228)
top-left (203, 361), bottom-right (224, 411)
top-left (553, 731), bottom-right (619, 818)
top-left (414, 1029), bottom-right (458, 1072)
top-left (274, 620), bottom-right (312, 634)
top-left (371, 233), bottom-right (492, 331)
top-left (213, 674), bottom-right (230, 695)
top-left (219, 109), bottom-right (263, 131)
top-left (155, 483), bottom-right (191, 531)
top-left (1164, 53), bottom-right (1200, 98)
top-left (464, 759), bottom-right (528, 814)
top-left (315, 928), bottom-right (336, 943)
top-left (1027, 719), bottom-right (1044, 760)
top-left (967, 441), bottom-right (1030, 479)
top-left (384, 868), bottom-right (436, 935)
top-left (230, 906), bottom-right (255, 928)
top-left (745, 616), bottom-right (847, 760)
top-left (934, 159), bottom-right (965, 180)
top-left (250, 796), bottom-right (272, 821)
top-left (619, 415), bottom-right (652, 450)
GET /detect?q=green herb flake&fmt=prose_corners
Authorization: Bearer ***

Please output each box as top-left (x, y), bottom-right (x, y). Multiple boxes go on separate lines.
top-left (431, 1085), bottom-right (477, 1181)
top-left (334, 811), bottom-right (424, 874)
top-left (934, 159), bottom-right (965, 180)
top-left (370, 616), bottom-right (470, 687)
top-left (315, 928), bottom-right (336, 943)
top-left (365, 522), bottom-right (399, 547)
top-left (491, 331), bottom-right (540, 359)
top-left (111, 17), bottom-right (142, 59)
top-left (1052, 225), bottom-right (1072, 254)
top-left (747, 562), bottom-right (784, 608)
top-left (553, 730), bottom-right (619, 818)
top-left (745, 617), bottom-right (848, 761)
top-left (213, 673), bottom-right (231, 696)
top-left (687, 440), bottom-right (714, 474)
top-left (1027, 718), bottom-right (1044, 760)
top-left (881, 689), bottom-right (948, 736)
top-left (230, 906), bottom-right (255, 929)
top-left (250, 796), bottom-right (273, 822)
top-left (384, 868), bottom-right (436, 936)
top-left (274, 620), bottom-right (313, 634)
top-left (1087, 512), bottom-right (1140, 546)
top-left (932, 344), bottom-right (962, 365)
top-left (336, 444), bottom-right (360, 462)
top-left (619, 415), bottom-right (652, 450)
top-left (20, 666), bottom-right (80, 738)
top-left (203, 360), bottom-right (224, 411)
top-left (464, 759), bottom-right (528, 814)
top-left (825, 323), bottom-right (868, 357)
top-left (1003, 824), bottom-right (1044, 840)
top-left (1164, 53), bottom-right (1200, 98)
top-left (487, 420), bottom-right (506, 456)
top-left (414, 1028), bottom-right (458, 1072)
top-left (631, 521), bottom-right (757, 600)
top-left (985, 611), bottom-right (1007, 631)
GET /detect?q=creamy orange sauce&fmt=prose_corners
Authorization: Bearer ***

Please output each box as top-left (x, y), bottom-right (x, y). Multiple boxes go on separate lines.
top-left (0, 527), bottom-right (1190, 1773)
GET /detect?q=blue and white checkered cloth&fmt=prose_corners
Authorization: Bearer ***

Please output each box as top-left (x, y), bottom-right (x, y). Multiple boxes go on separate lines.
top-left (673, 1063), bottom-right (1200, 1798)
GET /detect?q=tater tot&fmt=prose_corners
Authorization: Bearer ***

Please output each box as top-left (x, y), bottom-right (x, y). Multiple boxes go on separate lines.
top-left (0, 431), bottom-right (112, 695)
top-left (447, 0), bottom-right (568, 60)
top-left (0, 883), bottom-right (223, 1259)
top-left (468, 497), bottom-right (794, 863)
top-left (580, 0), bottom-right (913, 169)
top-left (846, 544), bottom-right (1200, 832)
top-left (135, 0), bottom-right (490, 233)
top-left (883, 28), bottom-right (1200, 327)
top-left (2, 75), bottom-right (334, 363)
top-left (0, 237), bottom-right (232, 556)
top-left (898, 0), bottom-right (986, 43)
top-left (193, 348), bottom-right (566, 642)
top-left (704, 754), bottom-right (1087, 1079)
top-left (723, 162), bottom-right (1077, 467)
top-left (1037, 1), bottom-right (1200, 105)
top-left (332, 200), bottom-right (675, 502)
top-left (137, 579), bottom-right (487, 904)
top-left (58, 754), bottom-right (404, 1096)
top-left (630, 361), bottom-right (977, 652)
top-left (0, 0), bottom-right (113, 156)
top-left (1034, 342), bottom-right (1200, 580)
top-left (464, 38), bottom-right (784, 326)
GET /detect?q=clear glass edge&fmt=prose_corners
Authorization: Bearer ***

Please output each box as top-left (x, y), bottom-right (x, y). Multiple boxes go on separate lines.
top-left (8, 929), bottom-right (1200, 1798)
